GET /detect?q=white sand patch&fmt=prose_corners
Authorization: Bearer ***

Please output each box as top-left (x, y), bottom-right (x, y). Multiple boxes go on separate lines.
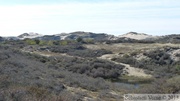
top-left (98, 54), bottom-right (152, 78)
top-left (119, 32), bottom-right (155, 40)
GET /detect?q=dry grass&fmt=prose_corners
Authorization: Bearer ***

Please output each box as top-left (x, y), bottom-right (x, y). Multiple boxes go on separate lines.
top-left (85, 43), bottom-right (180, 54)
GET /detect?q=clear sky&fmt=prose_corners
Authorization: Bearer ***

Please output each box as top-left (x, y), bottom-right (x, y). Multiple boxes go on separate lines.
top-left (0, 0), bottom-right (180, 36)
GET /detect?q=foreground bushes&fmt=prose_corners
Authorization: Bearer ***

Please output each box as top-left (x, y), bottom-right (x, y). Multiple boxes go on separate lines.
top-left (0, 46), bottom-right (125, 100)
top-left (35, 54), bottom-right (124, 79)
top-left (62, 58), bottom-right (124, 79)
top-left (135, 76), bottom-right (180, 94)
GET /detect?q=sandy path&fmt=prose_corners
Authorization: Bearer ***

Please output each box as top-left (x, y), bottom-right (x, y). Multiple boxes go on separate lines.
top-left (22, 48), bottom-right (152, 78)
top-left (119, 62), bottom-right (152, 77)
top-left (98, 54), bottom-right (152, 78)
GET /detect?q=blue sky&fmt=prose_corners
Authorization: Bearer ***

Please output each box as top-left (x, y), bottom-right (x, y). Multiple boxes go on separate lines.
top-left (0, 0), bottom-right (180, 36)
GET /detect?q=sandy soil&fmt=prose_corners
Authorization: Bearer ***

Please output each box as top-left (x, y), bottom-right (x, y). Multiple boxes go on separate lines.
top-left (119, 33), bottom-right (154, 40)
top-left (98, 54), bottom-right (152, 78)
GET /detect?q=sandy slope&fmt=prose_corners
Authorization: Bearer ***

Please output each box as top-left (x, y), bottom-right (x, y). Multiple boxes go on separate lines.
top-left (118, 32), bottom-right (155, 40)
top-left (98, 54), bottom-right (152, 78)
top-left (119, 34), bottom-right (153, 40)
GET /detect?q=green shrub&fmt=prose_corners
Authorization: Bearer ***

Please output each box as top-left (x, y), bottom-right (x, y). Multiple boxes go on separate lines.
top-left (39, 40), bottom-right (47, 45)
top-left (84, 38), bottom-right (94, 44)
top-left (176, 65), bottom-right (180, 70)
top-left (76, 37), bottom-right (83, 43)
top-left (47, 41), bottom-right (54, 46)
top-left (25, 39), bottom-right (36, 45)
top-left (60, 40), bottom-right (68, 45)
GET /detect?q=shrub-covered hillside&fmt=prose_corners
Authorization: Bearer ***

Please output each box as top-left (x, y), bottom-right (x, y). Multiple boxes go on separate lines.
top-left (112, 46), bottom-right (180, 78)
top-left (0, 45), bottom-right (125, 101)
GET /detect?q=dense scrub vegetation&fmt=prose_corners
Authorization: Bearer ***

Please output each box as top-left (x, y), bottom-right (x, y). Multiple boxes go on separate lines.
top-left (6, 39), bottom-right (112, 58)
top-left (155, 34), bottom-right (180, 44)
top-left (135, 76), bottom-right (180, 94)
top-left (105, 37), bottom-right (155, 44)
top-left (1, 38), bottom-right (180, 100)
top-left (0, 46), bottom-right (66, 100)
top-left (111, 46), bottom-right (180, 94)
top-left (23, 47), bottom-right (124, 79)
top-left (48, 44), bottom-right (112, 58)
top-left (0, 45), bottom-right (125, 100)
top-left (24, 38), bottom-right (95, 45)
top-left (112, 47), bottom-right (180, 78)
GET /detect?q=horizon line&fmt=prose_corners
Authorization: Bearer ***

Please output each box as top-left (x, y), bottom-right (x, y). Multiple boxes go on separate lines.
top-left (1, 31), bottom-right (180, 37)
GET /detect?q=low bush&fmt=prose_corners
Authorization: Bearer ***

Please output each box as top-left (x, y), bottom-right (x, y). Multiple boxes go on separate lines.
top-left (48, 44), bottom-right (112, 57)
top-left (135, 76), bottom-right (180, 93)
top-left (112, 47), bottom-right (180, 77)
top-left (0, 45), bottom-right (125, 101)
